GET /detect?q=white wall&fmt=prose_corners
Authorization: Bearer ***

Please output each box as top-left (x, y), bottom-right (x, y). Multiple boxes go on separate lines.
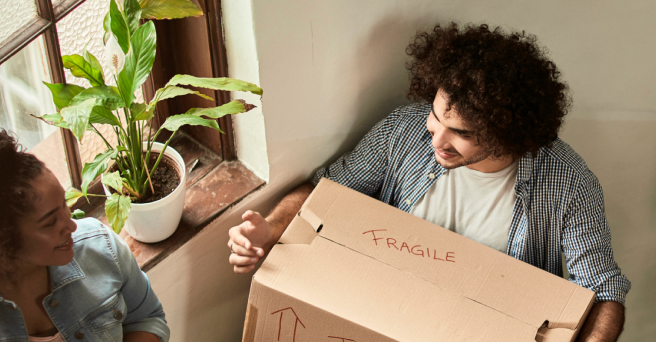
top-left (147, 1), bottom-right (656, 341)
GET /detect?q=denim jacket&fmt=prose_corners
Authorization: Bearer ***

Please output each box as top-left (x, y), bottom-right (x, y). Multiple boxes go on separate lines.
top-left (0, 218), bottom-right (170, 342)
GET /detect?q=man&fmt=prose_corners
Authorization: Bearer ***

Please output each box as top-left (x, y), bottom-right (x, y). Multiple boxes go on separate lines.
top-left (227, 23), bottom-right (630, 341)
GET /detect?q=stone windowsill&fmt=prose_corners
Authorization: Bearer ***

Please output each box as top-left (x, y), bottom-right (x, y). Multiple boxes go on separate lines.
top-left (79, 132), bottom-right (265, 272)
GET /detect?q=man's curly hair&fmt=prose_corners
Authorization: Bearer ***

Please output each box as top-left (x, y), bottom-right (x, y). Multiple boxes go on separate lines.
top-left (406, 22), bottom-right (571, 158)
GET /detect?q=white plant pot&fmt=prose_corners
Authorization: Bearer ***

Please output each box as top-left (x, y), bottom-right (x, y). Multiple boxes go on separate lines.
top-left (102, 142), bottom-right (186, 243)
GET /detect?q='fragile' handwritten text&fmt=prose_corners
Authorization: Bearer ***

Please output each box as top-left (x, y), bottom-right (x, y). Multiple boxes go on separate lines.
top-left (362, 230), bottom-right (455, 262)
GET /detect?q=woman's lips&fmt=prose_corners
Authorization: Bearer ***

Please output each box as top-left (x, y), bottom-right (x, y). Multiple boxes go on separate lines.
top-left (436, 148), bottom-right (459, 160)
top-left (55, 237), bottom-right (73, 250)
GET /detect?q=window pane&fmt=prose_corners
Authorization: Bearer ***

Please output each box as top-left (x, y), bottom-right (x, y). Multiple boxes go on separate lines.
top-left (0, 0), bottom-right (38, 46)
top-left (0, 36), bottom-right (71, 188)
top-left (57, 0), bottom-right (145, 165)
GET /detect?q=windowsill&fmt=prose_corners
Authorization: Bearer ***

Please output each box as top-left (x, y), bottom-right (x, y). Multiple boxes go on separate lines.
top-left (78, 132), bottom-right (265, 272)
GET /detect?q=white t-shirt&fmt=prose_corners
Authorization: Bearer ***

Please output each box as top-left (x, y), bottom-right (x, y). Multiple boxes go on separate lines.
top-left (409, 161), bottom-right (519, 253)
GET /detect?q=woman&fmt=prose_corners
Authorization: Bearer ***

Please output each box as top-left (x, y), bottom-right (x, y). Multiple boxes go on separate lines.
top-left (0, 129), bottom-right (169, 342)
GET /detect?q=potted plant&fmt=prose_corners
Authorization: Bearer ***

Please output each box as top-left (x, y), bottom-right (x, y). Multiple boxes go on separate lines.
top-left (35, 0), bottom-right (262, 242)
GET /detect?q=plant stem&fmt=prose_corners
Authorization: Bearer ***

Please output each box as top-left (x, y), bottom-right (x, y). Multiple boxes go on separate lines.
top-left (145, 127), bottom-right (162, 168)
top-left (91, 124), bottom-right (112, 149)
top-left (116, 126), bottom-right (138, 190)
top-left (142, 118), bottom-right (155, 184)
top-left (146, 118), bottom-right (154, 151)
top-left (141, 153), bottom-right (155, 195)
top-left (147, 130), bottom-right (177, 189)
top-left (122, 182), bottom-right (140, 198)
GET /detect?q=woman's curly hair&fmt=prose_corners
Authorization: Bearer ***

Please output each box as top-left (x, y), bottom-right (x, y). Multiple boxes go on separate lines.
top-left (0, 128), bottom-right (45, 273)
top-left (406, 22), bottom-right (571, 158)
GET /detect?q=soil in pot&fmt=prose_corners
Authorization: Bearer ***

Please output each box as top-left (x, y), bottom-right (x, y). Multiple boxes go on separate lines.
top-left (133, 152), bottom-right (181, 204)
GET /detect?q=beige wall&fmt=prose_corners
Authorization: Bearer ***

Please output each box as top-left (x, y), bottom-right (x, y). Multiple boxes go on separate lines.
top-left (147, 1), bottom-right (656, 341)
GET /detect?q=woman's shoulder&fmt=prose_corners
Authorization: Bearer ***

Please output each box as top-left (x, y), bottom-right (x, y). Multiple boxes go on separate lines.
top-left (72, 218), bottom-right (119, 263)
top-left (73, 217), bottom-right (110, 237)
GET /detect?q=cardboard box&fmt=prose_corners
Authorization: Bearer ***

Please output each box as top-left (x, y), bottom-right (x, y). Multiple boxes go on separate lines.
top-left (243, 179), bottom-right (595, 342)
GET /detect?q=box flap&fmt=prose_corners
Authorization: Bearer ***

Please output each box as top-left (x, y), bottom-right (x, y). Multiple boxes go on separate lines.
top-left (296, 179), bottom-right (595, 332)
top-left (298, 177), bottom-right (344, 231)
top-left (279, 212), bottom-right (318, 245)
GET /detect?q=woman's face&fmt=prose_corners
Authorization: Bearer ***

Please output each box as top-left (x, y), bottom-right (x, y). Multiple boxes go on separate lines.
top-left (16, 170), bottom-right (77, 268)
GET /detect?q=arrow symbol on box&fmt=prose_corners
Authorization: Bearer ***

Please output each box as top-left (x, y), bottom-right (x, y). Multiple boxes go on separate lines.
top-left (271, 307), bottom-right (306, 342)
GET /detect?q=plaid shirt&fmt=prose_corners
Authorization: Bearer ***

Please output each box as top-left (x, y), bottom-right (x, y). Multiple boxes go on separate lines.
top-left (312, 103), bottom-right (631, 304)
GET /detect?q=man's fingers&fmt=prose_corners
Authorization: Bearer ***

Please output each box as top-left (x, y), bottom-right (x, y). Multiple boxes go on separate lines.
top-left (234, 264), bottom-right (256, 274)
top-left (229, 253), bottom-right (258, 267)
top-left (228, 226), bottom-right (252, 250)
top-left (228, 240), bottom-right (259, 257)
top-left (242, 210), bottom-right (266, 226)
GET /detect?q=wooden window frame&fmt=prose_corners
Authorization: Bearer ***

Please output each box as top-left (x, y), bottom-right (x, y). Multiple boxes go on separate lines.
top-left (145, 0), bottom-right (235, 160)
top-left (1, 0), bottom-right (237, 190)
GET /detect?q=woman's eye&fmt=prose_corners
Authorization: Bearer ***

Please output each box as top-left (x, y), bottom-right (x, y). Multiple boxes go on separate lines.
top-left (46, 217), bottom-right (58, 227)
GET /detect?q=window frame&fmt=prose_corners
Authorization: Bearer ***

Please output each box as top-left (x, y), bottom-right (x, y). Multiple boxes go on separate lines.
top-left (145, 0), bottom-right (235, 160)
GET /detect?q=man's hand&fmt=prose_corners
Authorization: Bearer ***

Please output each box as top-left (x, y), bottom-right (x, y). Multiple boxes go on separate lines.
top-left (228, 211), bottom-right (271, 274)
top-left (577, 301), bottom-right (625, 342)
top-left (227, 182), bottom-right (315, 274)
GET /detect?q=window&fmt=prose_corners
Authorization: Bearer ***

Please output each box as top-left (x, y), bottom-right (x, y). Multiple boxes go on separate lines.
top-left (0, 0), bottom-right (237, 192)
top-left (0, 0), bottom-right (87, 188)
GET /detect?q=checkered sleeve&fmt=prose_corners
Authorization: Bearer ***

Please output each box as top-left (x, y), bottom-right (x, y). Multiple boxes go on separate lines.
top-left (561, 171), bottom-right (631, 304)
top-left (311, 111), bottom-right (398, 196)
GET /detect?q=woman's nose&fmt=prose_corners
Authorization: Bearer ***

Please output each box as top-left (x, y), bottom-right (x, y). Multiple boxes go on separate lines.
top-left (63, 210), bottom-right (78, 233)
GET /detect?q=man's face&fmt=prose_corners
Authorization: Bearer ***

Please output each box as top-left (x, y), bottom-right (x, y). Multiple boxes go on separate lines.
top-left (426, 91), bottom-right (490, 170)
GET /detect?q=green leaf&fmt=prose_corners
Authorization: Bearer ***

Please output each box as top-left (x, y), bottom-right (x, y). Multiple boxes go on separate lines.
top-left (102, 171), bottom-right (124, 193)
top-left (81, 149), bottom-right (118, 195)
top-left (187, 99), bottom-right (254, 119)
top-left (153, 85), bottom-right (214, 104)
top-left (83, 46), bottom-right (104, 78)
top-left (62, 55), bottom-right (105, 87)
top-left (161, 114), bottom-right (222, 133)
top-left (105, 193), bottom-right (131, 233)
top-left (40, 113), bottom-right (63, 122)
top-left (166, 75), bottom-right (263, 95)
top-left (146, 85), bottom-right (214, 113)
top-left (103, 12), bottom-right (111, 45)
top-left (65, 189), bottom-right (85, 207)
top-left (118, 20), bottom-right (157, 107)
top-left (131, 102), bottom-right (150, 121)
top-left (43, 82), bottom-right (86, 110)
top-left (71, 209), bottom-right (86, 219)
top-left (110, 0), bottom-right (130, 54)
top-left (60, 98), bottom-right (97, 140)
top-left (31, 113), bottom-right (68, 129)
top-left (69, 86), bottom-right (124, 110)
top-left (103, 12), bottom-right (111, 34)
top-left (124, 0), bottom-right (142, 35)
top-left (33, 112), bottom-right (97, 131)
top-left (90, 106), bottom-right (121, 126)
top-left (139, 0), bottom-right (203, 19)
top-left (103, 32), bottom-right (111, 46)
